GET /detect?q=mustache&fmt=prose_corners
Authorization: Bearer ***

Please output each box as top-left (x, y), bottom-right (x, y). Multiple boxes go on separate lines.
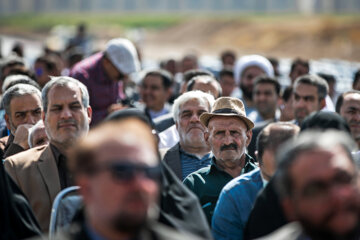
top-left (57, 119), bottom-right (77, 128)
top-left (220, 143), bottom-right (238, 151)
top-left (188, 123), bottom-right (204, 130)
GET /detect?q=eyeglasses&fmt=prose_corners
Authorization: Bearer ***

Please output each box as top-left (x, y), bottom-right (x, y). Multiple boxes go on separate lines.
top-left (93, 161), bottom-right (161, 182)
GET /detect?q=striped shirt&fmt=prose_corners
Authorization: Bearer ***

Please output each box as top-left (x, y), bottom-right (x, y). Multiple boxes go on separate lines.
top-left (179, 147), bottom-right (212, 180)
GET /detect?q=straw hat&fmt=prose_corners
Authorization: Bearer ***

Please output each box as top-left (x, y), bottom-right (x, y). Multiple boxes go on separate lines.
top-left (200, 97), bottom-right (254, 129)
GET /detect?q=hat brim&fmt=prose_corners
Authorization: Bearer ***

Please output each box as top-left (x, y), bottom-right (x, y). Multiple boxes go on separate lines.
top-left (200, 112), bottom-right (254, 130)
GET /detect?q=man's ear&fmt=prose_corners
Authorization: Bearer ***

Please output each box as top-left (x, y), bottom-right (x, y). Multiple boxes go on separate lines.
top-left (245, 130), bottom-right (252, 147)
top-left (5, 114), bottom-right (10, 130)
top-left (204, 131), bottom-right (210, 144)
top-left (166, 88), bottom-right (173, 100)
top-left (87, 106), bottom-right (93, 124)
top-left (76, 175), bottom-right (91, 205)
top-left (319, 98), bottom-right (326, 110)
top-left (42, 111), bottom-right (46, 122)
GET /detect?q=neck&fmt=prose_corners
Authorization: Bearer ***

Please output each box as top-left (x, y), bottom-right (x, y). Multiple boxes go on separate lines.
top-left (181, 143), bottom-right (210, 158)
top-left (243, 97), bottom-right (253, 108)
top-left (50, 141), bottom-right (72, 156)
top-left (216, 155), bottom-right (246, 178)
top-left (149, 104), bottom-right (165, 112)
top-left (88, 217), bottom-right (133, 240)
top-left (260, 111), bottom-right (275, 121)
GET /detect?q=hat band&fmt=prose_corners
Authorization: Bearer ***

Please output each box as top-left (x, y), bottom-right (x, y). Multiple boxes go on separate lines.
top-left (213, 108), bottom-right (240, 115)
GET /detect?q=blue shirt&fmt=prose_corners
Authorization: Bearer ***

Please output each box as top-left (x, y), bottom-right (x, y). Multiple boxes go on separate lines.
top-left (212, 168), bottom-right (264, 240)
top-left (179, 148), bottom-right (212, 180)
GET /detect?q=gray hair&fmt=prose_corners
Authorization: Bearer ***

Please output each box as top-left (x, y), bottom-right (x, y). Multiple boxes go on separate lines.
top-left (2, 74), bottom-right (40, 93)
top-left (2, 83), bottom-right (42, 116)
top-left (172, 90), bottom-right (215, 123)
top-left (28, 120), bottom-right (45, 148)
top-left (42, 76), bottom-right (89, 113)
top-left (293, 74), bottom-right (329, 100)
top-left (275, 130), bottom-right (357, 199)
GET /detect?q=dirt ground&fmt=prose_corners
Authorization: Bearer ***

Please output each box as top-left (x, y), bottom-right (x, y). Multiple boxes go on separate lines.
top-left (142, 16), bottom-right (360, 61)
top-left (2, 16), bottom-right (360, 62)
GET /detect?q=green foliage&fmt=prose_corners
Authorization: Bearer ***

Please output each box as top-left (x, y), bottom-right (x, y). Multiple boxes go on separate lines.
top-left (0, 13), bottom-right (184, 31)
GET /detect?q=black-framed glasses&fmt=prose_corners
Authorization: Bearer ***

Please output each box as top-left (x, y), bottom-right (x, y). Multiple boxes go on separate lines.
top-left (95, 161), bottom-right (161, 182)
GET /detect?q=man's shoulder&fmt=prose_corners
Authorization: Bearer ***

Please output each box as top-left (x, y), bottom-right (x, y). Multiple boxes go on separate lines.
top-left (185, 165), bottom-right (212, 179)
top-left (5, 145), bottom-right (49, 167)
top-left (183, 165), bottom-right (212, 187)
top-left (70, 52), bottom-right (103, 80)
top-left (224, 168), bottom-right (262, 191)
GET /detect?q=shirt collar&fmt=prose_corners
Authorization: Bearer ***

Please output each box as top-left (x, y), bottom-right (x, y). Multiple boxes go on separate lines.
top-left (179, 146), bottom-right (212, 160)
top-left (210, 153), bottom-right (254, 175)
top-left (50, 143), bottom-right (66, 165)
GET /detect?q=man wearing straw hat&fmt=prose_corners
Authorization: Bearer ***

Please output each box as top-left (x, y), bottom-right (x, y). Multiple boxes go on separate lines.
top-left (183, 97), bottom-right (257, 224)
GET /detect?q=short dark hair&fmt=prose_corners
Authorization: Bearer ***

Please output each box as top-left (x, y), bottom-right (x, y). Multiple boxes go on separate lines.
top-left (143, 69), bottom-right (174, 90)
top-left (281, 86), bottom-right (293, 102)
top-left (253, 76), bottom-right (281, 96)
top-left (219, 68), bottom-right (234, 79)
top-left (256, 122), bottom-right (299, 165)
top-left (186, 75), bottom-right (222, 97)
top-left (220, 50), bottom-right (236, 63)
top-left (294, 75), bottom-right (328, 100)
top-left (42, 76), bottom-right (89, 113)
top-left (290, 58), bottom-right (309, 74)
top-left (353, 69), bottom-right (360, 89)
top-left (335, 90), bottom-right (360, 113)
top-left (183, 69), bottom-right (214, 83)
top-left (317, 73), bottom-right (336, 85)
top-left (35, 55), bottom-right (58, 72)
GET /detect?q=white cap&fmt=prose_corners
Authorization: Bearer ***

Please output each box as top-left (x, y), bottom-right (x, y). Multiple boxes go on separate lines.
top-left (105, 38), bottom-right (141, 75)
top-left (233, 55), bottom-right (274, 85)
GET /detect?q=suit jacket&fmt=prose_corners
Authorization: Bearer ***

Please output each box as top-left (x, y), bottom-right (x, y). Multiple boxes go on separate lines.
top-left (0, 134), bottom-right (25, 159)
top-left (153, 113), bottom-right (175, 132)
top-left (162, 143), bottom-right (182, 180)
top-left (4, 145), bottom-right (61, 232)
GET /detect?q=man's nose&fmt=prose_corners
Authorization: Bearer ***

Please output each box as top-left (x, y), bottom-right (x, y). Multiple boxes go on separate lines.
top-left (26, 114), bottom-right (37, 125)
top-left (60, 107), bottom-right (72, 119)
top-left (190, 113), bottom-right (200, 122)
top-left (223, 131), bottom-right (233, 145)
top-left (295, 98), bottom-right (306, 108)
top-left (329, 184), bottom-right (355, 208)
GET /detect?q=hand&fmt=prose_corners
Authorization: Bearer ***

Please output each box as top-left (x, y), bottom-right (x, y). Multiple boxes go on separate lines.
top-left (13, 124), bottom-right (34, 150)
top-left (107, 103), bottom-right (128, 114)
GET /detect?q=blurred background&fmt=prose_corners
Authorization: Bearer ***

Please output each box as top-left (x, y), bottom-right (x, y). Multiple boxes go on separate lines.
top-left (0, 0), bottom-right (359, 89)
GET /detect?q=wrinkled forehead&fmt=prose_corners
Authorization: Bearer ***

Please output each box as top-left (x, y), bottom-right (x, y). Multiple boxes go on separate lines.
top-left (208, 116), bottom-right (247, 130)
top-left (48, 84), bottom-right (82, 101)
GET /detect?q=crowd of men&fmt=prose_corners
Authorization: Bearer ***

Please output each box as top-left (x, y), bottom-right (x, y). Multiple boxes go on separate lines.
top-left (0, 35), bottom-right (360, 240)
